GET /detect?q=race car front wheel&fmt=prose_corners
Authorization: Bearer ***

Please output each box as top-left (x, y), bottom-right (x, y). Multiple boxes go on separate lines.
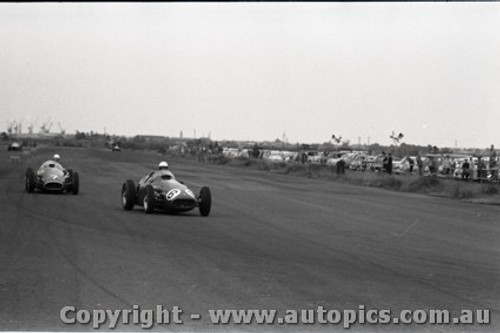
top-left (198, 186), bottom-right (212, 217)
top-left (122, 180), bottom-right (136, 210)
top-left (71, 172), bottom-right (80, 195)
top-left (143, 185), bottom-right (155, 214)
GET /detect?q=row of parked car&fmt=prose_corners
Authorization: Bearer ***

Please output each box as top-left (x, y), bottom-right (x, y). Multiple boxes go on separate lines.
top-left (220, 147), bottom-right (499, 180)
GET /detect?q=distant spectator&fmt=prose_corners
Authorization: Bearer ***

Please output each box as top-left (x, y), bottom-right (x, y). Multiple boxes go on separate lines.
top-left (252, 143), bottom-right (260, 159)
top-left (336, 158), bottom-right (346, 175)
top-left (450, 158), bottom-right (456, 178)
top-left (301, 152), bottom-right (307, 164)
top-left (462, 159), bottom-right (471, 181)
top-left (408, 156), bottom-right (414, 173)
top-left (478, 157), bottom-right (487, 182)
top-left (442, 155), bottom-right (451, 176)
top-left (470, 157), bottom-right (477, 181)
top-left (387, 153), bottom-right (393, 175)
top-left (490, 145), bottom-right (498, 181)
top-left (423, 156), bottom-right (430, 174)
top-left (214, 142), bottom-right (222, 155)
top-left (416, 155), bottom-right (424, 176)
top-left (198, 146), bottom-right (207, 162)
top-left (382, 152), bottom-right (388, 172)
top-left (427, 156), bottom-right (435, 174)
top-left (431, 156), bottom-right (439, 176)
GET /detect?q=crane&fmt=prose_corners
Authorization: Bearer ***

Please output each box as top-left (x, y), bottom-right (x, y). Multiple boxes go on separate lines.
top-left (40, 118), bottom-right (52, 134)
top-left (58, 122), bottom-right (66, 135)
top-left (7, 121), bottom-right (15, 135)
top-left (17, 119), bottom-right (23, 135)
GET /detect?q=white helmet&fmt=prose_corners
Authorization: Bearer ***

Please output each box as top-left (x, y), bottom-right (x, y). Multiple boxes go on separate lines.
top-left (53, 154), bottom-right (60, 161)
top-left (158, 161), bottom-right (169, 170)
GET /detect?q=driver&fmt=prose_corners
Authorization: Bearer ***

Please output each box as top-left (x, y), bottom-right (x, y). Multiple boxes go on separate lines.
top-left (51, 153), bottom-right (65, 170)
top-left (158, 161), bottom-right (169, 170)
top-left (143, 161), bottom-right (172, 183)
top-left (50, 153), bottom-right (69, 176)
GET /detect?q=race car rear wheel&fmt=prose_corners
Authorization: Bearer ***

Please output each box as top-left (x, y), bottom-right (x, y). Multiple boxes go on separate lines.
top-left (122, 180), bottom-right (136, 210)
top-left (71, 172), bottom-right (80, 195)
top-left (143, 185), bottom-right (155, 214)
top-left (25, 168), bottom-right (35, 193)
top-left (198, 186), bottom-right (211, 217)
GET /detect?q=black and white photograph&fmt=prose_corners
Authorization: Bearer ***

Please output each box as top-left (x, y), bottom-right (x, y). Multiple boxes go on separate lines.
top-left (0, 2), bottom-right (499, 332)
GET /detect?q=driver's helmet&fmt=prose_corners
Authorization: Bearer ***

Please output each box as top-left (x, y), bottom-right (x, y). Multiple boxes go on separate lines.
top-left (158, 161), bottom-right (169, 170)
top-left (53, 154), bottom-right (60, 162)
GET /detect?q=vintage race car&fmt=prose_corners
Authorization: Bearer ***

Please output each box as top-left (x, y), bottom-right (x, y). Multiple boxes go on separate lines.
top-left (8, 142), bottom-right (22, 151)
top-left (121, 170), bottom-right (211, 216)
top-left (25, 160), bottom-right (80, 194)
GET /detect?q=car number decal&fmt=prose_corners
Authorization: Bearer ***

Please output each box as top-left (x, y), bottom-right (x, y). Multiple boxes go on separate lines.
top-left (166, 189), bottom-right (181, 201)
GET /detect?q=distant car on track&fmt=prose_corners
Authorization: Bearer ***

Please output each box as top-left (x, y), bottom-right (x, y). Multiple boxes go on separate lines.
top-left (25, 160), bottom-right (79, 194)
top-left (121, 170), bottom-right (212, 216)
top-left (8, 142), bottom-right (22, 151)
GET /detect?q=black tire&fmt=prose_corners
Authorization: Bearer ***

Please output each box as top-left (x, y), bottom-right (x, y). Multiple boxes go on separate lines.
top-left (71, 172), bottom-right (79, 195)
top-left (198, 186), bottom-right (212, 217)
top-left (143, 185), bottom-right (155, 214)
top-left (64, 169), bottom-right (73, 193)
top-left (25, 168), bottom-right (35, 193)
top-left (122, 180), bottom-right (136, 210)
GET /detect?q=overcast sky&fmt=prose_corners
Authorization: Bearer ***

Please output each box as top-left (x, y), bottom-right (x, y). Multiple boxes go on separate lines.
top-left (1, 3), bottom-right (499, 148)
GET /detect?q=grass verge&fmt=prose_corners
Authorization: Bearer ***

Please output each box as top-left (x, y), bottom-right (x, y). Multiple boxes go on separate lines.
top-left (206, 155), bottom-right (499, 200)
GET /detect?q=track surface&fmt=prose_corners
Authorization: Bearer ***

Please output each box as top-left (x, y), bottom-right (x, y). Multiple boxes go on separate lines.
top-left (0, 147), bottom-right (499, 332)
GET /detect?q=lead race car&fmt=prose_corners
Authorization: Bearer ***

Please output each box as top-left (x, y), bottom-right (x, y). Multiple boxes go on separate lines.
top-left (121, 163), bottom-right (211, 216)
top-left (25, 156), bottom-right (79, 194)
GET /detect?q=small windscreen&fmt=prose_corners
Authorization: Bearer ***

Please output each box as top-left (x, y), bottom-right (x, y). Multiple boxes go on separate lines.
top-left (161, 175), bottom-right (172, 180)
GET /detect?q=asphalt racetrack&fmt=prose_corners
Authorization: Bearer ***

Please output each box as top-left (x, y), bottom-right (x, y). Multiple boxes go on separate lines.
top-left (1, 147), bottom-right (499, 332)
